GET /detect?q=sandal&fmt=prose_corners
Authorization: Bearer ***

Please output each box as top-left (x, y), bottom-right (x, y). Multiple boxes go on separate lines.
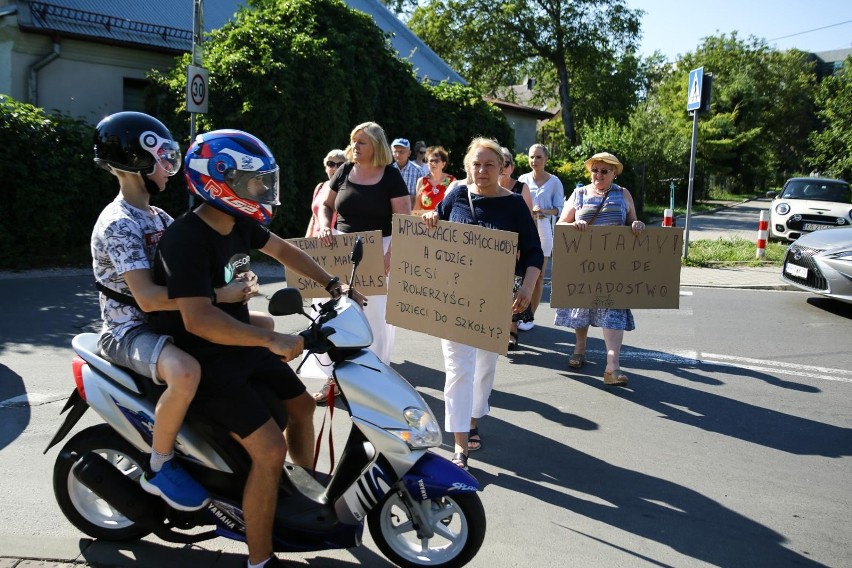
top-left (568, 353), bottom-right (585, 369)
top-left (313, 379), bottom-right (339, 404)
top-left (508, 331), bottom-right (519, 351)
top-left (603, 369), bottom-right (629, 387)
top-left (468, 428), bottom-right (482, 452)
top-left (451, 452), bottom-right (469, 471)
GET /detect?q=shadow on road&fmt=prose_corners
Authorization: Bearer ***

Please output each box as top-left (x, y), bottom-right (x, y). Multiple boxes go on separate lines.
top-left (394, 319), bottom-right (843, 568)
top-left (0, 364), bottom-right (29, 451)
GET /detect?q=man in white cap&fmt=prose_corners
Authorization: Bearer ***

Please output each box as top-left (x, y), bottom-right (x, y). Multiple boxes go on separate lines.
top-left (391, 137), bottom-right (424, 208)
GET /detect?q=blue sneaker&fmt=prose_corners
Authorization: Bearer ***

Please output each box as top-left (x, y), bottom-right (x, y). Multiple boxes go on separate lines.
top-left (140, 460), bottom-right (209, 511)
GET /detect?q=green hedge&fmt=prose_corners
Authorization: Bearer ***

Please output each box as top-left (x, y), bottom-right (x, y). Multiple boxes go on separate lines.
top-left (0, 0), bottom-right (512, 270)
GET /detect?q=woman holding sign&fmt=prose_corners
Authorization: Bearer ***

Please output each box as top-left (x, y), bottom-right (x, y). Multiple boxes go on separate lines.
top-left (421, 137), bottom-right (543, 471)
top-left (555, 152), bottom-right (645, 387)
top-left (317, 122), bottom-right (411, 370)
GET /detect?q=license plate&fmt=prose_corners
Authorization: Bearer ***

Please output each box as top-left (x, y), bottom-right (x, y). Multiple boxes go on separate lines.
top-left (785, 262), bottom-right (808, 279)
top-left (803, 223), bottom-right (832, 231)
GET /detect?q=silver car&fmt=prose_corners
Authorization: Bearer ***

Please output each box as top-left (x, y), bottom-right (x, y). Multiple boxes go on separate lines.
top-left (766, 177), bottom-right (852, 242)
top-left (781, 227), bottom-right (852, 304)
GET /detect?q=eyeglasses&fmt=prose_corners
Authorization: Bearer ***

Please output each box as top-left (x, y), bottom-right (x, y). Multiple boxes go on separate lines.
top-left (591, 168), bottom-right (613, 175)
top-left (326, 161), bottom-right (344, 168)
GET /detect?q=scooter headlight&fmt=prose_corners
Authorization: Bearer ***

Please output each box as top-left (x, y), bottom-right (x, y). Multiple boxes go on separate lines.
top-left (386, 407), bottom-right (442, 449)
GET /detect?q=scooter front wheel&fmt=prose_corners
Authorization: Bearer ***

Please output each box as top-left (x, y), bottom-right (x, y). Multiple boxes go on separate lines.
top-left (368, 489), bottom-right (486, 568)
top-left (53, 424), bottom-right (154, 541)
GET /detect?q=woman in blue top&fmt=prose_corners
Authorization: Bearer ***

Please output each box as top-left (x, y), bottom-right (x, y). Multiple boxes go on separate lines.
top-left (555, 152), bottom-right (645, 387)
top-left (518, 144), bottom-right (564, 331)
top-left (421, 137), bottom-right (543, 470)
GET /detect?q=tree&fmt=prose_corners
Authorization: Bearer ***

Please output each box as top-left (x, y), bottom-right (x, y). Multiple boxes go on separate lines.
top-left (408, 0), bottom-right (643, 145)
top-left (808, 55), bottom-right (852, 181)
top-left (148, 0), bottom-right (510, 236)
top-left (641, 33), bottom-right (817, 194)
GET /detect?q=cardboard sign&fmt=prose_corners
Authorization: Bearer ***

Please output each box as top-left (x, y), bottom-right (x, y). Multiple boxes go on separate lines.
top-left (287, 230), bottom-right (387, 295)
top-left (550, 226), bottom-right (684, 309)
top-left (387, 214), bottom-right (518, 354)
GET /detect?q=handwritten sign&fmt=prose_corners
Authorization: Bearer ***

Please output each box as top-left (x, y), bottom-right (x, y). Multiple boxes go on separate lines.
top-left (286, 230), bottom-right (386, 295)
top-left (551, 226), bottom-right (684, 309)
top-left (387, 214), bottom-right (517, 354)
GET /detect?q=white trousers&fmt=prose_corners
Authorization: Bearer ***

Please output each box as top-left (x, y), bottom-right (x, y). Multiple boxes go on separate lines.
top-left (441, 339), bottom-right (499, 433)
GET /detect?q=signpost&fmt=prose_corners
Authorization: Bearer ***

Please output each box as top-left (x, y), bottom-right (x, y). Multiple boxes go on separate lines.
top-left (684, 67), bottom-right (713, 259)
top-left (187, 0), bottom-right (205, 210)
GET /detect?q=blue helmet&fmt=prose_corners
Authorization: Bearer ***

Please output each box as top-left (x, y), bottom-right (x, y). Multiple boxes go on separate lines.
top-left (184, 129), bottom-right (280, 225)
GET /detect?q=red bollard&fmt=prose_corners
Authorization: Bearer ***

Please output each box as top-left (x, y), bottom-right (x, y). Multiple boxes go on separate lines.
top-left (756, 210), bottom-right (768, 259)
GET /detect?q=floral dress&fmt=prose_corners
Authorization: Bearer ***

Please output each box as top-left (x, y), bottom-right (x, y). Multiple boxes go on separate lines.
top-left (554, 184), bottom-right (635, 331)
top-left (417, 174), bottom-right (455, 210)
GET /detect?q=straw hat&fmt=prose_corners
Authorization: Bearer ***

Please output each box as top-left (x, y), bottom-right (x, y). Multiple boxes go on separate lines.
top-left (584, 152), bottom-right (623, 176)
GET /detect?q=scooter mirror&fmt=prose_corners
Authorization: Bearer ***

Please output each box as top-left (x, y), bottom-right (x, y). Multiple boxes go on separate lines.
top-left (350, 236), bottom-right (363, 266)
top-left (269, 288), bottom-right (306, 316)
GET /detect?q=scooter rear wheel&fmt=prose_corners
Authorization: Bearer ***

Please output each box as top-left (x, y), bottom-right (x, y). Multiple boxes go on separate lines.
top-left (368, 489), bottom-right (486, 568)
top-left (53, 424), bottom-right (154, 541)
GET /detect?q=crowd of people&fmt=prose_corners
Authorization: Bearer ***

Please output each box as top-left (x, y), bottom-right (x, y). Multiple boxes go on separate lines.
top-left (88, 111), bottom-right (646, 568)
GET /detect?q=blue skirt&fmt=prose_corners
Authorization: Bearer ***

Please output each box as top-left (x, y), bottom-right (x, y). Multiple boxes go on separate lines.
top-left (554, 307), bottom-right (635, 331)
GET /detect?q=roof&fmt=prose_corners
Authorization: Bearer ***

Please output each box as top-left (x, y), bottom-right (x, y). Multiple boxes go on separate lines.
top-left (483, 97), bottom-right (556, 120)
top-left (14, 0), bottom-right (464, 83)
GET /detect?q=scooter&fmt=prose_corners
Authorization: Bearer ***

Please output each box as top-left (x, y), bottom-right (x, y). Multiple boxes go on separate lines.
top-left (44, 238), bottom-right (486, 567)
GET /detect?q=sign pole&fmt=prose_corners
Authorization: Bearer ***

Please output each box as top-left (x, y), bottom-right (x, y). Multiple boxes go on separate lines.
top-left (683, 110), bottom-right (699, 259)
top-left (188, 0), bottom-right (204, 210)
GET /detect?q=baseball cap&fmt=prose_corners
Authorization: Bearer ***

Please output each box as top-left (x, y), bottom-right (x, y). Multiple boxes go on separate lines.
top-left (391, 138), bottom-right (410, 148)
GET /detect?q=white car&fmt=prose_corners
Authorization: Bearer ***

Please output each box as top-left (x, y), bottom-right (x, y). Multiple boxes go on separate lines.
top-left (781, 227), bottom-right (852, 304)
top-left (766, 177), bottom-right (851, 242)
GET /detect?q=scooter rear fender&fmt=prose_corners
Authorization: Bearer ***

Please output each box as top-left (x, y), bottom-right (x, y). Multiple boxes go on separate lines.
top-left (401, 451), bottom-right (480, 502)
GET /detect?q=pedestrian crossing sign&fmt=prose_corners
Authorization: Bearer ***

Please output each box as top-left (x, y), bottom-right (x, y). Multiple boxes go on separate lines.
top-left (687, 67), bottom-right (703, 111)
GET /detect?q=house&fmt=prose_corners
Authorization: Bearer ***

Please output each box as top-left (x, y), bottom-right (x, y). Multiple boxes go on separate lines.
top-left (0, 0), bottom-right (464, 122)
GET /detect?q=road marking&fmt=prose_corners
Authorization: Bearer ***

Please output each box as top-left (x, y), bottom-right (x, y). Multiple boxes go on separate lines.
top-left (577, 348), bottom-right (852, 383)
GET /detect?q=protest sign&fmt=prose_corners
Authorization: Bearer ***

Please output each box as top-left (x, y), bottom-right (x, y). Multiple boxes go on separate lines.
top-left (387, 214), bottom-right (517, 354)
top-left (551, 226), bottom-right (684, 309)
top-left (286, 230), bottom-right (386, 295)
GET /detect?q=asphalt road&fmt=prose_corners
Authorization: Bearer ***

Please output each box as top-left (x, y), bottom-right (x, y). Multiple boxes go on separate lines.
top-left (1, 263), bottom-right (851, 567)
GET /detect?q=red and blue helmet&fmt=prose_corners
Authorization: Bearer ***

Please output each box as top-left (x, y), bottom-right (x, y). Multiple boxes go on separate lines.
top-left (184, 129), bottom-right (280, 225)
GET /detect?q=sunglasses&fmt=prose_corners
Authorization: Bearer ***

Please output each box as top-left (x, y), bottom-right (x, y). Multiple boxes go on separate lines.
top-left (591, 168), bottom-right (613, 174)
top-left (419, 150), bottom-right (427, 155)
top-left (428, 158), bottom-right (443, 164)
top-left (503, 161), bottom-right (512, 167)
top-left (326, 161), bottom-right (345, 168)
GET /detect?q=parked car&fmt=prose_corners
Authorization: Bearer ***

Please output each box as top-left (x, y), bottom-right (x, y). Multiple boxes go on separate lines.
top-left (766, 177), bottom-right (852, 242)
top-left (781, 227), bottom-right (852, 304)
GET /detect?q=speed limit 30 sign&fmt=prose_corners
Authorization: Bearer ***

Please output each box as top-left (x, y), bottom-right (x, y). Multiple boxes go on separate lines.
top-left (186, 65), bottom-right (209, 114)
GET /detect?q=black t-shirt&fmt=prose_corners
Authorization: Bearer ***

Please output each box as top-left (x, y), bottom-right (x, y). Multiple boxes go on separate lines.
top-left (152, 211), bottom-right (271, 360)
top-left (329, 163), bottom-right (408, 236)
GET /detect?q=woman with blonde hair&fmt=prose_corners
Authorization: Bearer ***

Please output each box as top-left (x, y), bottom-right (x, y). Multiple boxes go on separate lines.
top-left (305, 149), bottom-right (345, 237)
top-left (420, 137), bottom-right (543, 470)
top-left (317, 122), bottom-right (410, 373)
top-left (517, 143), bottom-right (564, 332)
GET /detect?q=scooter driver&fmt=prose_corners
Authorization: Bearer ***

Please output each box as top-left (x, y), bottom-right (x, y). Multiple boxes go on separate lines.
top-left (152, 129), bottom-right (364, 568)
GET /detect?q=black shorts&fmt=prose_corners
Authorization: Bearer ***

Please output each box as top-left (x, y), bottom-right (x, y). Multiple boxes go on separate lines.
top-left (192, 346), bottom-right (306, 439)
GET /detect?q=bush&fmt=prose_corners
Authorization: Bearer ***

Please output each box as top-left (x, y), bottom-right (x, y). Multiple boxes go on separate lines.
top-left (148, 0), bottom-right (512, 238)
top-left (0, 95), bottom-right (114, 268)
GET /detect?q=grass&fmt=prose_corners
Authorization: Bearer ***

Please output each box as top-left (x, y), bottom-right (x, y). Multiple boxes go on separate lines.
top-left (682, 237), bottom-right (786, 267)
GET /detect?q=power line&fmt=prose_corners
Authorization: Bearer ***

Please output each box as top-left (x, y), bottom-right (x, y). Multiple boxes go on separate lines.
top-left (768, 19), bottom-right (852, 42)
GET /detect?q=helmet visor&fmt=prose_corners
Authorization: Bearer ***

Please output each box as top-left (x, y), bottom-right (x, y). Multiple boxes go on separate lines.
top-left (229, 168), bottom-right (280, 205)
top-left (157, 141), bottom-right (182, 176)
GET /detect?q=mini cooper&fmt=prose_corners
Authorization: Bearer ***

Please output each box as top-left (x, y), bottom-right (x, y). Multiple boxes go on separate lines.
top-left (766, 177), bottom-right (851, 242)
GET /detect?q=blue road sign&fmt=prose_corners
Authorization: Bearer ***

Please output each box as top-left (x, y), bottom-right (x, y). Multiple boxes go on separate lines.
top-left (687, 67), bottom-right (703, 111)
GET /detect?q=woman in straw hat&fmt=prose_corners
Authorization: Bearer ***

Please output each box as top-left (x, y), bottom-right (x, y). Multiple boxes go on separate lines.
top-left (554, 151), bottom-right (645, 387)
